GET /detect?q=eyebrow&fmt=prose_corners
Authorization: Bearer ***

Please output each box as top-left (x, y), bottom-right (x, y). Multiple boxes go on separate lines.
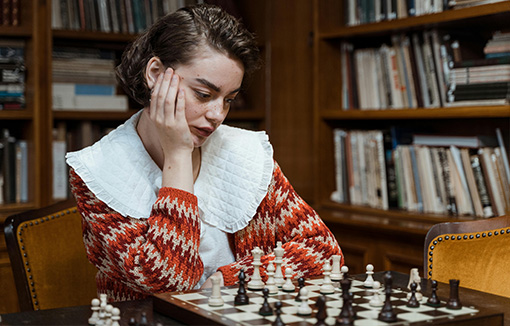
top-left (195, 78), bottom-right (241, 94)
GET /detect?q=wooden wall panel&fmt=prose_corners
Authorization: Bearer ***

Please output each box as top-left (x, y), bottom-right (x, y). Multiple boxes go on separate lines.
top-left (0, 231), bottom-right (19, 313)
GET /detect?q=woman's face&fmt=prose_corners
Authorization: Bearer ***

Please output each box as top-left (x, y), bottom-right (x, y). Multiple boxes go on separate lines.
top-left (174, 47), bottom-right (244, 148)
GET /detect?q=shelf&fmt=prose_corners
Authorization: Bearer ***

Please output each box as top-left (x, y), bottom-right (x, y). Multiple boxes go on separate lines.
top-left (52, 29), bottom-right (137, 43)
top-left (0, 203), bottom-right (37, 223)
top-left (0, 110), bottom-right (33, 120)
top-left (321, 106), bottom-right (510, 120)
top-left (53, 110), bottom-right (138, 120)
top-left (319, 2), bottom-right (510, 39)
top-left (0, 26), bottom-right (33, 37)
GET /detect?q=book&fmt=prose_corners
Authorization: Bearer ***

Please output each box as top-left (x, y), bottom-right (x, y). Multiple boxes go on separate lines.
top-left (470, 154), bottom-right (494, 217)
top-left (478, 147), bottom-right (506, 216)
top-left (331, 129), bottom-right (348, 204)
top-left (52, 133), bottom-right (68, 200)
top-left (15, 139), bottom-right (28, 203)
top-left (412, 134), bottom-right (498, 148)
top-left (2, 129), bottom-right (16, 203)
top-left (460, 148), bottom-right (483, 217)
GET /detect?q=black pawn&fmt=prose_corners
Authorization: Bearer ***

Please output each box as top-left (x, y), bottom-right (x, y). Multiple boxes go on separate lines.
top-left (378, 271), bottom-right (397, 323)
top-left (446, 279), bottom-right (462, 310)
top-left (259, 288), bottom-right (273, 316)
top-left (336, 277), bottom-right (354, 326)
top-left (234, 269), bottom-right (250, 305)
top-left (426, 280), bottom-right (441, 307)
top-left (406, 282), bottom-right (420, 308)
top-left (348, 292), bottom-right (357, 320)
top-left (272, 301), bottom-right (286, 326)
top-left (295, 277), bottom-right (305, 302)
top-left (128, 317), bottom-right (137, 326)
top-left (314, 295), bottom-right (328, 326)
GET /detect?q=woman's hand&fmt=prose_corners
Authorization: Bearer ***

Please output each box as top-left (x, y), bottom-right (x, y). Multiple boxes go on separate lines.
top-left (150, 68), bottom-right (195, 192)
top-left (149, 68), bottom-right (193, 158)
top-left (200, 271), bottom-right (224, 289)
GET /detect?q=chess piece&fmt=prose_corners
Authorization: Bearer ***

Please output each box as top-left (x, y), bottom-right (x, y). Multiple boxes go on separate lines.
top-left (406, 282), bottom-right (420, 308)
top-left (330, 255), bottom-right (342, 281)
top-left (336, 277), bottom-right (354, 325)
top-left (89, 298), bottom-right (100, 325)
top-left (104, 304), bottom-right (113, 326)
top-left (110, 307), bottom-right (121, 326)
top-left (340, 265), bottom-right (349, 280)
top-left (234, 269), bottom-right (250, 305)
top-left (128, 317), bottom-right (137, 326)
top-left (272, 301), bottom-right (285, 326)
top-left (208, 275), bottom-right (224, 307)
top-left (407, 268), bottom-right (423, 300)
top-left (139, 312), bottom-right (148, 326)
top-left (248, 247), bottom-right (265, 290)
top-left (265, 261), bottom-right (279, 294)
top-left (295, 277), bottom-right (305, 302)
top-left (369, 281), bottom-right (384, 307)
top-left (297, 287), bottom-right (312, 316)
top-left (377, 271), bottom-right (397, 323)
top-left (259, 288), bottom-right (273, 316)
top-left (314, 295), bottom-right (328, 326)
top-left (446, 279), bottom-right (462, 310)
top-left (282, 267), bottom-right (295, 292)
top-left (274, 242), bottom-right (285, 288)
top-left (363, 264), bottom-right (375, 288)
top-left (319, 261), bottom-right (335, 294)
top-left (426, 280), bottom-right (441, 307)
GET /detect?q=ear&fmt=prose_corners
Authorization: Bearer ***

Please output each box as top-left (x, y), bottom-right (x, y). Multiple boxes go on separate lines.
top-left (145, 57), bottom-right (164, 90)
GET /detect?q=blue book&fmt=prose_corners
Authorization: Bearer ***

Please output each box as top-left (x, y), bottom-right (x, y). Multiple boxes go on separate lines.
top-left (75, 84), bottom-right (116, 96)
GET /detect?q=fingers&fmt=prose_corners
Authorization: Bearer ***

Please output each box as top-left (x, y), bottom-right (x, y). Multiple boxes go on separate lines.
top-left (150, 68), bottom-right (181, 123)
top-left (175, 89), bottom-right (186, 121)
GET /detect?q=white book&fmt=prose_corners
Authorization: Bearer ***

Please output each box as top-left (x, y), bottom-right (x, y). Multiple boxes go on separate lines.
top-left (15, 140), bottom-right (28, 203)
top-left (52, 140), bottom-right (68, 200)
top-left (411, 33), bottom-right (431, 108)
top-left (331, 129), bottom-right (348, 203)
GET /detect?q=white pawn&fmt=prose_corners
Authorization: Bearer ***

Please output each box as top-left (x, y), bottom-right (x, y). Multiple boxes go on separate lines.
top-left (363, 264), bottom-right (375, 288)
top-left (265, 261), bottom-right (279, 294)
top-left (319, 261), bottom-right (335, 294)
top-left (340, 265), bottom-right (349, 279)
top-left (274, 242), bottom-right (285, 287)
top-left (104, 304), bottom-right (113, 326)
top-left (282, 267), bottom-right (295, 292)
top-left (110, 307), bottom-right (121, 326)
top-left (88, 298), bottom-right (100, 325)
top-left (296, 287), bottom-right (312, 316)
top-left (330, 255), bottom-right (342, 281)
top-left (248, 247), bottom-right (265, 290)
top-left (369, 281), bottom-right (384, 307)
top-left (208, 275), bottom-right (224, 307)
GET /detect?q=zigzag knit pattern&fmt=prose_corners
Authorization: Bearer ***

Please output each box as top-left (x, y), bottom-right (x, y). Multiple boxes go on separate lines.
top-left (69, 162), bottom-right (343, 302)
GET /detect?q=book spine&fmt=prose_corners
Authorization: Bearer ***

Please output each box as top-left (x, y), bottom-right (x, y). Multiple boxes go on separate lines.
top-left (470, 154), bottom-right (494, 217)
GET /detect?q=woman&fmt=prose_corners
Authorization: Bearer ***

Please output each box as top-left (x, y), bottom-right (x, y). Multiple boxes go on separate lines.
top-left (67, 4), bottom-right (342, 302)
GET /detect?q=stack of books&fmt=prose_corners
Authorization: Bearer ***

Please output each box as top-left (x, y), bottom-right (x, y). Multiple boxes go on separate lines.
top-left (52, 46), bottom-right (128, 111)
top-left (448, 31), bottom-right (510, 107)
top-left (0, 40), bottom-right (25, 110)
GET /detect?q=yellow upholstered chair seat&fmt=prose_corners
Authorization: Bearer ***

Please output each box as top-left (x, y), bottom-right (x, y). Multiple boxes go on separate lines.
top-left (4, 200), bottom-right (98, 311)
top-left (424, 216), bottom-right (510, 298)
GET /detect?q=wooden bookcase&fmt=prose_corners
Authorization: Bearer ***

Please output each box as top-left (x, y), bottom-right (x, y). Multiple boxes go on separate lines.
top-left (313, 1), bottom-right (510, 275)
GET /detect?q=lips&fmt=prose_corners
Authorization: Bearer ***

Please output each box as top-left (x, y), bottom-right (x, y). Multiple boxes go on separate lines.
top-left (194, 126), bottom-right (214, 138)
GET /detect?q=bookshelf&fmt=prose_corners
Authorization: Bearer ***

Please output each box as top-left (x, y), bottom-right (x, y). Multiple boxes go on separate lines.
top-left (313, 1), bottom-right (510, 275)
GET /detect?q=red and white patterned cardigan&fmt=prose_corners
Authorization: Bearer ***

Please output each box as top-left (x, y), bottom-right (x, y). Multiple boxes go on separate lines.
top-left (70, 162), bottom-right (343, 302)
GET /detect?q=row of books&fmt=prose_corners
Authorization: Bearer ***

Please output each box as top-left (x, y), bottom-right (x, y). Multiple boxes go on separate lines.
top-left (331, 128), bottom-right (510, 218)
top-left (0, 0), bottom-right (21, 26)
top-left (52, 46), bottom-right (128, 111)
top-left (344, 0), bottom-right (507, 27)
top-left (0, 40), bottom-right (25, 110)
top-left (448, 31), bottom-right (510, 105)
top-left (0, 129), bottom-right (28, 204)
top-left (52, 121), bottom-right (115, 200)
top-left (51, 0), bottom-right (203, 33)
top-left (341, 30), bottom-right (451, 110)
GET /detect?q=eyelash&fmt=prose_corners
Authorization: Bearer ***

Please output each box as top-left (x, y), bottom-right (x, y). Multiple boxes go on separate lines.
top-left (194, 90), bottom-right (237, 104)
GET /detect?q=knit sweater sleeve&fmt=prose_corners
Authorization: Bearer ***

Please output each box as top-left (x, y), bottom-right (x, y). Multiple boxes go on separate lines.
top-left (217, 162), bottom-right (343, 286)
top-left (69, 168), bottom-right (203, 294)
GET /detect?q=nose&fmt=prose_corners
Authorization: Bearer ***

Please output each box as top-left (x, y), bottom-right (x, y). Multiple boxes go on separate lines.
top-left (205, 99), bottom-right (228, 122)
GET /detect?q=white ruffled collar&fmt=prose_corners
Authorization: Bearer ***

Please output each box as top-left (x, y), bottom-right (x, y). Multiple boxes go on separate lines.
top-left (65, 111), bottom-right (274, 233)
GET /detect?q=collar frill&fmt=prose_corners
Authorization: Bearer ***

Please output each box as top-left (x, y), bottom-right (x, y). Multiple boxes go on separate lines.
top-left (65, 111), bottom-right (274, 234)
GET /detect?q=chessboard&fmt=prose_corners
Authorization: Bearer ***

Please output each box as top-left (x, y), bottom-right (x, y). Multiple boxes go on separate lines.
top-left (153, 277), bottom-right (484, 326)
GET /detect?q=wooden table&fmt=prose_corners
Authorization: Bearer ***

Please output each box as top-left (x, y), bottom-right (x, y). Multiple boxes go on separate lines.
top-left (1, 271), bottom-right (508, 325)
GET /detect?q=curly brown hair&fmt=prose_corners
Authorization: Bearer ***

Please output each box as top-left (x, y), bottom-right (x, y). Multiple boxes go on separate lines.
top-left (115, 4), bottom-right (261, 107)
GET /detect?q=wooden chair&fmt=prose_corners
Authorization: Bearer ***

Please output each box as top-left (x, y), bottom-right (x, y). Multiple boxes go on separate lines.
top-left (3, 199), bottom-right (98, 311)
top-left (424, 215), bottom-right (510, 298)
